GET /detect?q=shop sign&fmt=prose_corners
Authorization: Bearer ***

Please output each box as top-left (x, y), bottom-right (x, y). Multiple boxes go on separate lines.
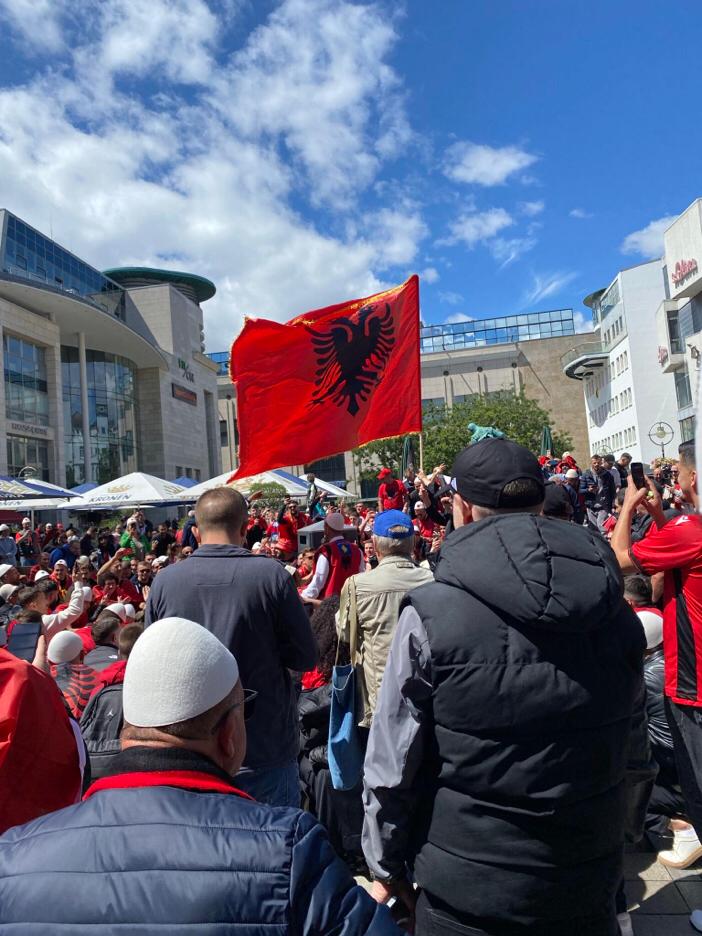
top-left (9, 421), bottom-right (50, 439)
top-left (672, 259), bottom-right (699, 287)
top-left (658, 346), bottom-right (669, 365)
top-left (172, 382), bottom-right (197, 406)
top-left (178, 357), bottom-right (195, 384)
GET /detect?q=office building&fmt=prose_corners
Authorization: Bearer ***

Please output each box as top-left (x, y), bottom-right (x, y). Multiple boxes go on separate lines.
top-left (0, 209), bottom-right (221, 486)
top-left (563, 260), bottom-right (678, 463)
top-left (211, 307), bottom-right (590, 492)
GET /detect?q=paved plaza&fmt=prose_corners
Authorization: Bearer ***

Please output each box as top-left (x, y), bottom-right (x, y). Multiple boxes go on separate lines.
top-left (624, 843), bottom-right (701, 934)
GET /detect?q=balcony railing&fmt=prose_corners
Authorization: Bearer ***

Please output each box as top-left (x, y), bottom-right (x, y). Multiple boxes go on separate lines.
top-left (561, 341), bottom-right (609, 379)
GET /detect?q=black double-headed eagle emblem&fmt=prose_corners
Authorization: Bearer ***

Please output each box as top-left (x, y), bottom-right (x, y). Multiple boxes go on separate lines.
top-left (307, 303), bottom-right (395, 416)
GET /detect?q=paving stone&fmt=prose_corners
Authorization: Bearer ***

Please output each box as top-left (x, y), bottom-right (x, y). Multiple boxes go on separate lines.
top-left (675, 880), bottom-right (702, 912)
top-left (627, 877), bottom-right (688, 914)
top-left (623, 852), bottom-right (672, 881)
top-left (633, 914), bottom-right (695, 935)
top-left (667, 864), bottom-right (702, 880)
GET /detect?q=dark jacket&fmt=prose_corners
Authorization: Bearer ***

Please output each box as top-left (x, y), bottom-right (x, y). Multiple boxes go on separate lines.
top-left (79, 681), bottom-right (125, 780)
top-left (145, 545), bottom-right (318, 770)
top-left (299, 683), bottom-right (331, 769)
top-left (644, 649), bottom-right (675, 776)
top-left (83, 644), bottom-right (119, 673)
top-left (181, 518), bottom-right (199, 551)
top-left (0, 746), bottom-right (399, 936)
top-left (581, 468), bottom-right (616, 511)
top-left (407, 514), bottom-right (645, 931)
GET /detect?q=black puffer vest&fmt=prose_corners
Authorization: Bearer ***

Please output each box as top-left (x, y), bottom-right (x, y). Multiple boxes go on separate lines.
top-left (406, 514), bottom-right (644, 932)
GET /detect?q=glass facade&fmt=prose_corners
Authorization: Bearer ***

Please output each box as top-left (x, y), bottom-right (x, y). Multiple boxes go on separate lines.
top-left (7, 436), bottom-right (50, 481)
top-left (61, 347), bottom-right (138, 487)
top-left (1, 212), bottom-right (124, 317)
top-left (3, 334), bottom-right (49, 425)
top-left (207, 351), bottom-right (230, 376)
top-left (305, 454), bottom-right (346, 485)
top-left (420, 308), bottom-right (575, 353)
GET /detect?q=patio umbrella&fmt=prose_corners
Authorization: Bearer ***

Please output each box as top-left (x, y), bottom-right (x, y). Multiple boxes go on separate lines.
top-left (0, 477), bottom-right (76, 506)
top-left (540, 426), bottom-right (554, 458)
top-left (59, 472), bottom-right (188, 510)
top-left (172, 476), bottom-right (199, 488)
top-left (182, 469), bottom-right (308, 501)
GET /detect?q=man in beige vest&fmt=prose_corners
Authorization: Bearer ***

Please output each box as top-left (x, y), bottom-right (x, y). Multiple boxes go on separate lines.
top-left (338, 510), bottom-right (434, 727)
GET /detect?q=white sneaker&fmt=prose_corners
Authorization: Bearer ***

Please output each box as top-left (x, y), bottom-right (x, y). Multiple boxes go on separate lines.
top-left (690, 908), bottom-right (702, 932)
top-left (616, 910), bottom-right (634, 936)
top-left (658, 826), bottom-right (702, 868)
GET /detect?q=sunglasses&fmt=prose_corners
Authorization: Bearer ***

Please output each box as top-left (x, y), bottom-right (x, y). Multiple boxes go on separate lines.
top-left (210, 689), bottom-right (258, 733)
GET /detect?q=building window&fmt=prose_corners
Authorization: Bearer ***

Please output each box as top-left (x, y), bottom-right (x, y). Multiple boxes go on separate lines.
top-left (61, 346), bottom-right (138, 487)
top-left (3, 334), bottom-right (49, 426)
top-left (675, 370), bottom-right (693, 410)
top-left (668, 310), bottom-right (683, 355)
top-left (7, 435), bottom-right (50, 481)
top-left (219, 419), bottom-right (228, 447)
top-left (305, 454), bottom-right (346, 485)
top-left (680, 416), bottom-right (696, 443)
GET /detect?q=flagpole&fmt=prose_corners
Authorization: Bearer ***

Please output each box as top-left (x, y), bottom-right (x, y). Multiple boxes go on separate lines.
top-left (419, 432), bottom-right (424, 473)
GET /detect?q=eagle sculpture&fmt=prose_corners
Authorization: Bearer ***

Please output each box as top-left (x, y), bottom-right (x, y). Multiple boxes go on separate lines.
top-left (307, 303), bottom-right (395, 416)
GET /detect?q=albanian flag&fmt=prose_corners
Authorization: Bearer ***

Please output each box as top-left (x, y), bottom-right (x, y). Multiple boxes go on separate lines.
top-left (230, 275), bottom-right (421, 478)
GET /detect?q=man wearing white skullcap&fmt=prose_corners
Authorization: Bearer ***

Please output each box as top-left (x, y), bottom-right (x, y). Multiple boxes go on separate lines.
top-left (301, 509), bottom-right (365, 601)
top-left (145, 487), bottom-right (318, 807)
top-left (0, 616), bottom-right (400, 936)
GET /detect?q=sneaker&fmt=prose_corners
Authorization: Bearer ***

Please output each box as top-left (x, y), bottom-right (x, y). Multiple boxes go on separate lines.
top-left (658, 826), bottom-right (702, 868)
top-left (691, 908), bottom-right (702, 932)
top-left (617, 910), bottom-right (634, 936)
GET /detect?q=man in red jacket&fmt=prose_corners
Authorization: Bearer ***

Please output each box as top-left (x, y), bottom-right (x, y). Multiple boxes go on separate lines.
top-left (301, 512), bottom-right (364, 601)
top-left (377, 468), bottom-right (406, 512)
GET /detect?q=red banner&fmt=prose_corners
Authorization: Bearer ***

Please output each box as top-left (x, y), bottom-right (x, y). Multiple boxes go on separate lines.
top-left (229, 275), bottom-right (421, 478)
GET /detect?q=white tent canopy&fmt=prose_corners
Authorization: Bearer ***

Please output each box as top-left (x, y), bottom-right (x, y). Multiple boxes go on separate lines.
top-left (58, 473), bottom-right (188, 510)
top-left (0, 479), bottom-right (80, 512)
top-left (183, 470), bottom-right (308, 501)
top-left (295, 473), bottom-right (351, 499)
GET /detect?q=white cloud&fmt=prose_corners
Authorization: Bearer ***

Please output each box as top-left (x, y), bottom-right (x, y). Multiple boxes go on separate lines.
top-left (445, 312), bottom-right (474, 324)
top-left (439, 207), bottom-right (513, 248)
top-left (0, 0), bottom-right (67, 50)
top-left (420, 266), bottom-right (439, 284)
top-left (490, 236), bottom-right (537, 267)
top-left (569, 207), bottom-right (593, 219)
top-left (444, 141), bottom-right (538, 187)
top-left (523, 271), bottom-right (578, 306)
top-left (439, 290), bottom-right (464, 306)
top-left (574, 310), bottom-right (594, 333)
top-left (0, 0), bottom-right (423, 347)
top-left (518, 200), bottom-right (544, 217)
top-left (621, 215), bottom-right (676, 258)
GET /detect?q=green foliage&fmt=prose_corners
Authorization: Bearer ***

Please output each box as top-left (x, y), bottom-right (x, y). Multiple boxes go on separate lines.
top-left (248, 481), bottom-right (289, 509)
top-left (354, 391), bottom-right (572, 479)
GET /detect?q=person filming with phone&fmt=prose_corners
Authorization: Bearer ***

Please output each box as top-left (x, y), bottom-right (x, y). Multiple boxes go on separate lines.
top-left (611, 442), bottom-right (702, 898)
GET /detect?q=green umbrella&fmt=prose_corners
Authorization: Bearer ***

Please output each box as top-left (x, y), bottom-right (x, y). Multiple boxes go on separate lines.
top-left (540, 426), bottom-right (554, 457)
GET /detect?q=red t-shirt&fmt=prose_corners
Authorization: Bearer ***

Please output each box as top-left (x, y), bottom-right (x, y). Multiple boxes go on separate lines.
top-left (413, 516), bottom-right (435, 540)
top-left (632, 513), bottom-right (702, 706)
top-left (378, 481), bottom-right (405, 511)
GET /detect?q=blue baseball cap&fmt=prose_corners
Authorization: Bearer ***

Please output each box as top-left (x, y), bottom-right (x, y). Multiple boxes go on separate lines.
top-left (373, 510), bottom-right (414, 539)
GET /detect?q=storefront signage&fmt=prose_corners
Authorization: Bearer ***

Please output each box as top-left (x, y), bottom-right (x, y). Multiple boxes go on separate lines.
top-left (178, 358), bottom-right (195, 384)
top-left (658, 346), bottom-right (669, 365)
top-left (9, 421), bottom-right (50, 439)
top-left (172, 382), bottom-right (197, 406)
top-left (672, 259), bottom-right (699, 287)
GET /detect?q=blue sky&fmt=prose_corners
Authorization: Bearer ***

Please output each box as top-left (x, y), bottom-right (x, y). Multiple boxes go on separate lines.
top-left (0, 0), bottom-right (699, 348)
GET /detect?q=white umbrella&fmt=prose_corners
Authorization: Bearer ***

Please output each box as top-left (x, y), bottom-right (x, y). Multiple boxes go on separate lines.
top-left (58, 472), bottom-right (188, 510)
top-left (0, 478), bottom-right (79, 511)
top-left (183, 470), bottom-right (308, 501)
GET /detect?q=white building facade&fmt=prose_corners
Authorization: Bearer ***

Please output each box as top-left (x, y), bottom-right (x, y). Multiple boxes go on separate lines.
top-left (563, 259), bottom-right (679, 463)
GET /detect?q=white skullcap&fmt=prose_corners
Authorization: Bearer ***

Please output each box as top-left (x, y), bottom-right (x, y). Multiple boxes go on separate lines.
top-left (48, 630), bottom-right (84, 664)
top-left (34, 570), bottom-right (50, 581)
top-left (0, 564), bottom-right (13, 579)
top-left (82, 586), bottom-right (94, 604)
top-left (123, 603), bottom-right (136, 620)
top-left (325, 512), bottom-right (346, 532)
top-left (0, 584), bottom-right (18, 602)
top-left (106, 602), bottom-right (128, 623)
top-left (251, 542), bottom-right (262, 552)
top-left (123, 618), bottom-right (239, 728)
top-left (637, 609), bottom-right (664, 650)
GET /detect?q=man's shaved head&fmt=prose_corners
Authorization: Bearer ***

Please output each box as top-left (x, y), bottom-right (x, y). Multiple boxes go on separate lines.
top-left (195, 488), bottom-right (248, 540)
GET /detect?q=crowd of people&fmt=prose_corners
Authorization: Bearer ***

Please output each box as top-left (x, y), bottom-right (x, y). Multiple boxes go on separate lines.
top-left (0, 436), bottom-right (701, 936)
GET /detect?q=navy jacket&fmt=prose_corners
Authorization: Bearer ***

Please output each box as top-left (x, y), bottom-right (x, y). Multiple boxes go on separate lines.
top-left (145, 545), bottom-right (317, 770)
top-left (0, 747), bottom-right (399, 936)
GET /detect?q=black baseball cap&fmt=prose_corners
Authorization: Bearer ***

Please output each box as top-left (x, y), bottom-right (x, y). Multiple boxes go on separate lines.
top-left (450, 438), bottom-right (545, 508)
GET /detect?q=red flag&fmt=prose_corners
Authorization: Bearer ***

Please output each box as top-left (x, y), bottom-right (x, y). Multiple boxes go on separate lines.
top-left (230, 275), bottom-right (421, 478)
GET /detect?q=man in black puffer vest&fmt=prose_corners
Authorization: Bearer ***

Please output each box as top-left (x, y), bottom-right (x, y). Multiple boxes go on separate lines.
top-left (363, 439), bottom-right (645, 936)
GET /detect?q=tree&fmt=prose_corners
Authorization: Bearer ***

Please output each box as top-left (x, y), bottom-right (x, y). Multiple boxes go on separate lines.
top-left (353, 391), bottom-right (572, 480)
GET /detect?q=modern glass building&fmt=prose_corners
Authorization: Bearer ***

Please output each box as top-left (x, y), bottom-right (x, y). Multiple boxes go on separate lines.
top-left (0, 209), bottom-right (221, 488)
top-left (207, 351), bottom-right (230, 377)
top-left (420, 308), bottom-right (575, 353)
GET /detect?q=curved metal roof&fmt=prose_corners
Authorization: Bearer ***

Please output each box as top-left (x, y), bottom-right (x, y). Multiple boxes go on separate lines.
top-left (103, 266), bottom-right (216, 303)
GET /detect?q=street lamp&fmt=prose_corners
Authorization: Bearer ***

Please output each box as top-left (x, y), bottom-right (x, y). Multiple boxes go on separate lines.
top-left (18, 466), bottom-right (37, 480)
top-left (648, 422), bottom-right (674, 459)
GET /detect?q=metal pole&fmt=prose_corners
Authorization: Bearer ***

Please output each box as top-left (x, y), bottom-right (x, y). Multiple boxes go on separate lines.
top-left (419, 432), bottom-right (424, 473)
top-left (78, 332), bottom-right (92, 483)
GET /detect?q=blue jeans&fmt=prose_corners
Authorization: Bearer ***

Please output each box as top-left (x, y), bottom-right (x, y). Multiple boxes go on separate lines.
top-left (236, 760), bottom-right (300, 808)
